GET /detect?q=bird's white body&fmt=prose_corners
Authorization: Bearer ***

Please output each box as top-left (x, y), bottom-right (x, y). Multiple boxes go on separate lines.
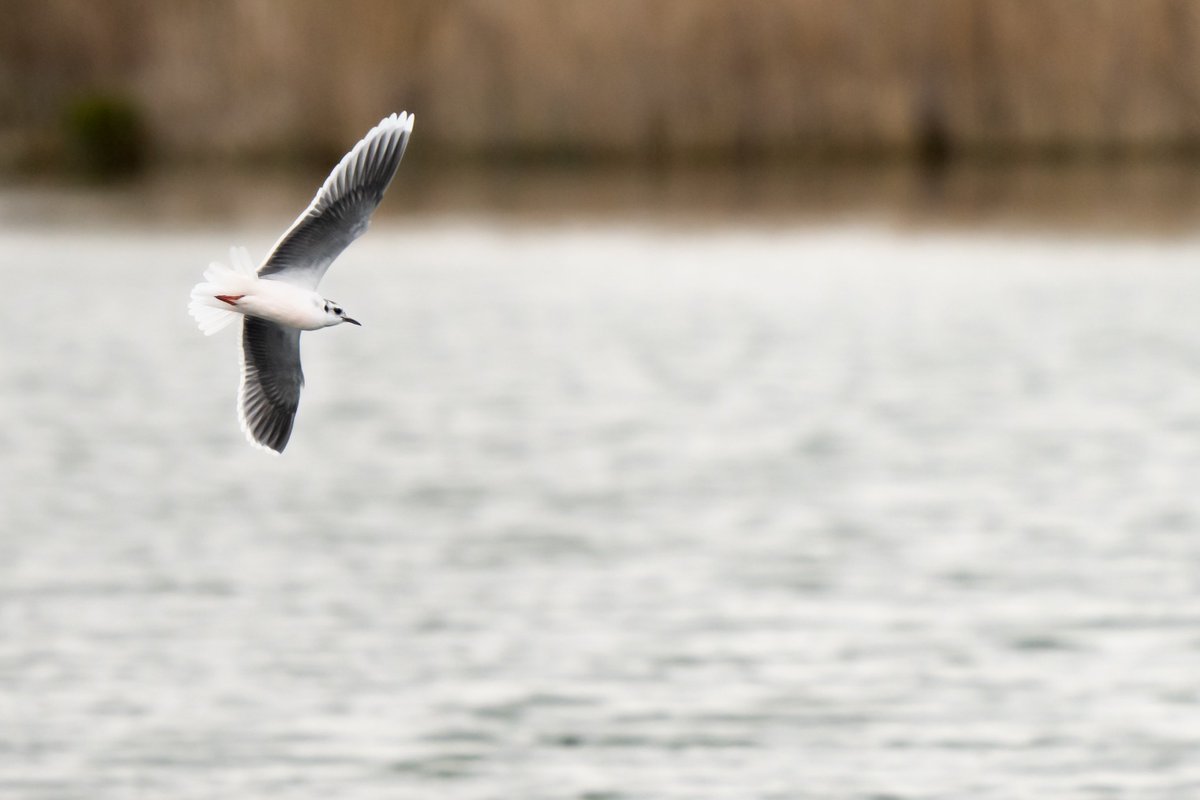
top-left (207, 271), bottom-right (335, 331)
top-left (188, 247), bottom-right (345, 334)
top-left (188, 111), bottom-right (414, 453)
top-left (236, 280), bottom-right (333, 331)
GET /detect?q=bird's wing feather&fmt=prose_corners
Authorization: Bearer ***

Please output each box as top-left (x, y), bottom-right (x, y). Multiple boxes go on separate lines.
top-left (238, 317), bottom-right (304, 453)
top-left (257, 112), bottom-right (414, 289)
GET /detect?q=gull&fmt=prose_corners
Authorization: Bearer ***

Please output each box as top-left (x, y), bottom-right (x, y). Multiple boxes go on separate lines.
top-left (189, 111), bottom-right (414, 453)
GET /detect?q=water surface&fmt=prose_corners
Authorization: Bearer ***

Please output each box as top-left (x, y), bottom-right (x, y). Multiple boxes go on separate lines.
top-left (3, 205), bottom-right (1200, 798)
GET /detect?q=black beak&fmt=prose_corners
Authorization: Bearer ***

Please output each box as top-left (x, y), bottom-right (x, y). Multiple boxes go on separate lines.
top-left (344, 317), bottom-right (362, 326)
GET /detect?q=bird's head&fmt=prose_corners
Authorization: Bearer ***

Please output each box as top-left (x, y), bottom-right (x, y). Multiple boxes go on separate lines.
top-left (322, 299), bottom-right (361, 328)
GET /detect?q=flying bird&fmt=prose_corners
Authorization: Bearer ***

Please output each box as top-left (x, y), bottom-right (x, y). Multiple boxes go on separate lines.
top-left (189, 111), bottom-right (414, 453)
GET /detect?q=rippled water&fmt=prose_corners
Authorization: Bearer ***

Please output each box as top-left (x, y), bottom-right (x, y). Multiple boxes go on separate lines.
top-left (3, 217), bottom-right (1200, 798)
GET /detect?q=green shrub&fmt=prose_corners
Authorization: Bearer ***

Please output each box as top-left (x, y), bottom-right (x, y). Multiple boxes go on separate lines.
top-left (63, 94), bottom-right (148, 178)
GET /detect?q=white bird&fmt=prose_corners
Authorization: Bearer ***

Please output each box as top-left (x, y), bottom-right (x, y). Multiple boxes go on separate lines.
top-left (189, 111), bottom-right (414, 453)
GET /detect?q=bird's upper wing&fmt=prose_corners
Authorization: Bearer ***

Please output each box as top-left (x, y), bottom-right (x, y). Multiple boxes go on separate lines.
top-left (239, 317), bottom-right (304, 453)
top-left (257, 112), bottom-right (414, 289)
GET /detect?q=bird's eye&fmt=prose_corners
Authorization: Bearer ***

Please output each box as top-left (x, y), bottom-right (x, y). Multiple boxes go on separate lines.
top-left (334, 307), bottom-right (342, 315)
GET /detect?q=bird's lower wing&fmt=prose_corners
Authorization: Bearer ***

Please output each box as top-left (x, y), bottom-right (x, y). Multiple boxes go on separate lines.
top-left (239, 317), bottom-right (304, 453)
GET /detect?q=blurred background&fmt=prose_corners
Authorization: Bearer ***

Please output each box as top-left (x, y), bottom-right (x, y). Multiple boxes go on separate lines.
top-left (7, 0), bottom-right (1200, 226)
top-left (5, 2), bottom-right (1200, 799)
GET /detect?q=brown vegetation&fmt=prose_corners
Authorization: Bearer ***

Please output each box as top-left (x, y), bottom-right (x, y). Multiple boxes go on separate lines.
top-left (3, 0), bottom-right (1200, 165)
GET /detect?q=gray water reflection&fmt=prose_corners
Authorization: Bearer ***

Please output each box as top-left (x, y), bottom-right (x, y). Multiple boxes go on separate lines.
top-left (8, 159), bottom-right (1200, 233)
top-left (3, 218), bottom-right (1200, 799)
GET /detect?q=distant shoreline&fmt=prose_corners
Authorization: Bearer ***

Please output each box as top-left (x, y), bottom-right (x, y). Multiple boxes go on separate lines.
top-left (4, 159), bottom-right (1200, 236)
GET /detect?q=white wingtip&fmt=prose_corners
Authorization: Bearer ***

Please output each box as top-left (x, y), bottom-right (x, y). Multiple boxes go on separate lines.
top-left (379, 111), bottom-right (414, 135)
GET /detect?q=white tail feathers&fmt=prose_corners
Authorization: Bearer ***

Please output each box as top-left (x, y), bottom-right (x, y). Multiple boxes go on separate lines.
top-left (188, 247), bottom-right (258, 335)
top-left (228, 246), bottom-right (256, 276)
top-left (189, 294), bottom-right (237, 335)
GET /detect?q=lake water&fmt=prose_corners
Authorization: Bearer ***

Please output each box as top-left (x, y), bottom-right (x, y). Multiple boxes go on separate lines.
top-left (3, 183), bottom-right (1200, 798)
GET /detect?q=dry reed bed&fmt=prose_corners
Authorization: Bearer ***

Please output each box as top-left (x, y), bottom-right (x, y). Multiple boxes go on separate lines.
top-left (3, 0), bottom-right (1200, 161)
